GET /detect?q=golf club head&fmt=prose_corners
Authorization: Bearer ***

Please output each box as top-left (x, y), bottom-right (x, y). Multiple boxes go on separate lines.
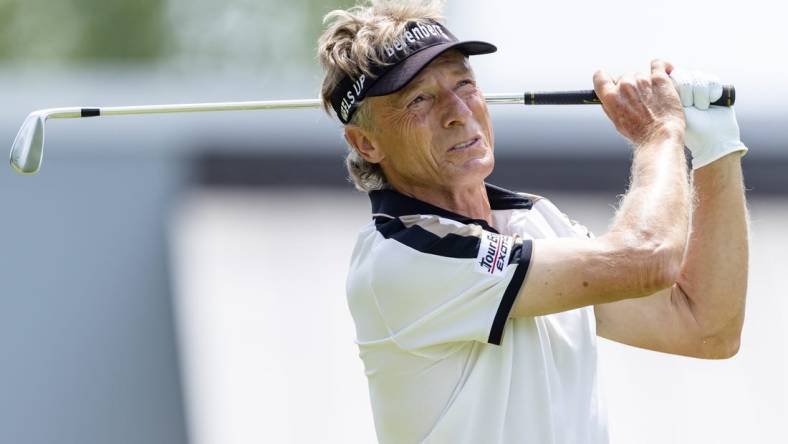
top-left (10, 113), bottom-right (46, 175)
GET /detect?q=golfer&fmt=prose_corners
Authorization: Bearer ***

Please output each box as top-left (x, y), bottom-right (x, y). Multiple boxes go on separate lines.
top-left (318, 1), bottom-right (749, 442)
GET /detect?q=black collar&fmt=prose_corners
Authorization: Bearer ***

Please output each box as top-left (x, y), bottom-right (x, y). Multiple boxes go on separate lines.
top-left (369, 183), bottom-right (533, 233)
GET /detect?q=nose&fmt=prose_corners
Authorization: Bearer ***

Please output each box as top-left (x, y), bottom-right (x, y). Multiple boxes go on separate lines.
top-left (440, 89), bottom-right (473, 129)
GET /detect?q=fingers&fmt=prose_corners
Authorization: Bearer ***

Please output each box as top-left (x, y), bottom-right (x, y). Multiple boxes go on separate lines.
top-left (670, 68), bottom-right (694, 107)
top-left (651, 59), bottom-right (674, 76)
top-left (634, 72), bottom-right (651, 87)
top-left (593, 63), bottom-right (685, 144)
top-left (692, 70), bottom-right (711, 110)
top-left (669, 68), bottom-right (724, 109)
top-left (593, 69), bottom-right (615, 100)
top-left (707, 74), bottom-right (723, 103)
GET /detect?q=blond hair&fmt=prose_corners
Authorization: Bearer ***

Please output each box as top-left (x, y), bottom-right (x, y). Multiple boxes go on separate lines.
top-left (317, 0), bottom-right (445, 192)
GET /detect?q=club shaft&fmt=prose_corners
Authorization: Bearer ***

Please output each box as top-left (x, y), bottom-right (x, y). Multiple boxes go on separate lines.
top-left (44, 94), bottom-right (549, 119)
top-left (38, 86), bottom-right (737, 120)
top-left (43, 99), bottom-right (323, 119)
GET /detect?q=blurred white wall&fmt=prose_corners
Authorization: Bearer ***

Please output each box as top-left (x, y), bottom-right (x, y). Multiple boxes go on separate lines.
top-left (448, 0), bottom-right (787, 102)
top-left (170, 190), bottom-right (377, 444)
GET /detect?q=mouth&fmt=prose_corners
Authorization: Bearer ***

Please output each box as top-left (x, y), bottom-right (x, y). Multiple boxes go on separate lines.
top-left (448, 136), bottom-right (481, 152)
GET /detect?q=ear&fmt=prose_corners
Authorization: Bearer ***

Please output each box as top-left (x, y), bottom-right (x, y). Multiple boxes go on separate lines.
top-left (344, 124), bottom-right (385, 164)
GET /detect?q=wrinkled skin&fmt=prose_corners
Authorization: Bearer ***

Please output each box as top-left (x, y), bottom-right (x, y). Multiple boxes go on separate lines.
top-left (344, 49), bottom-right (496, 222)
top-left (592, 59), bottom-right (686, 145)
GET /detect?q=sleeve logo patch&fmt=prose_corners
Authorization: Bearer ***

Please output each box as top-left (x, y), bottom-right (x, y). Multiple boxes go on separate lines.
top-left (477, 232), bottom-right (513, 276)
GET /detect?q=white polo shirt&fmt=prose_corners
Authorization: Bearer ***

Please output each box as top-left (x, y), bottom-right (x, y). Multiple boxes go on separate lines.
top-left (346, 184), bottom-right (608, 444)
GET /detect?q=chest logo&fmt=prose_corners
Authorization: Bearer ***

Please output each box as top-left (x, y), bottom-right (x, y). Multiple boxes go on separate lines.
top-left (477, 232), bottom-right (513, 276)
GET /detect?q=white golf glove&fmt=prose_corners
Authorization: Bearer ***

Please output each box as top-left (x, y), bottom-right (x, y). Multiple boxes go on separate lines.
top-left (669, 68), bottom-right (748, 170)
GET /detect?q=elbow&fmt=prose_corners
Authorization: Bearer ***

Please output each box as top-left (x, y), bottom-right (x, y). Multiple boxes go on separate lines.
top-left (692, 307), bottom-right (746, 359)
top-left (719, 337), bottom-right (741, 359)
top-left (706, 312), bottom-right (746, 359)
top-left (696, 333), bottom-right (741, 359)
top-left (685, 288), bottom-right (747, 360)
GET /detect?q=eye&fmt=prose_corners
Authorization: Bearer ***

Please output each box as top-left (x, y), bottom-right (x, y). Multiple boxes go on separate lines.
top-left (457, 79), bottom-right (476, 89)
top-left (408, 94), bottom-right (428, 108)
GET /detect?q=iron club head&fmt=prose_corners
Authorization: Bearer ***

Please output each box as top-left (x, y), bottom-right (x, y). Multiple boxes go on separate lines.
top-left (10, 113), bottom-right (46, 175)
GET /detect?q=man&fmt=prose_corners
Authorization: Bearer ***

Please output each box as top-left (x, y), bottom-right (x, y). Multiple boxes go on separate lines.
top-left (318, 1), bottom-right (748, 442)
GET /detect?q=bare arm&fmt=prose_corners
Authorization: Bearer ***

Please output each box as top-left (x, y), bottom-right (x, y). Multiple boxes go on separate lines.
top-left (511, 60), bottom-right (691, 317)
top-left (595, 151), bottom-right (748, 358)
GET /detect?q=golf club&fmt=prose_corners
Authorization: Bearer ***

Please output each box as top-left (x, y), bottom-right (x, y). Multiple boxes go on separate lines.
top-left (9, 86), bottom-right (735, 175)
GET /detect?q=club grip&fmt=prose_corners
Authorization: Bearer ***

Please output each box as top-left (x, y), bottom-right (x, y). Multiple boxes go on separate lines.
top-left (524, 85), bottom-right (735, 107)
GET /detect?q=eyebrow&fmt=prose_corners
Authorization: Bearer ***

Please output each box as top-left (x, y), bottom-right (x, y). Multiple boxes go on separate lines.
top-left (397, 59), bottom-right (473, 98)
top-left (399, 76), bottom-right (428, 97)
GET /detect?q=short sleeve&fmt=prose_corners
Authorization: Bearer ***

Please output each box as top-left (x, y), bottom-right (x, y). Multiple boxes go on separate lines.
top-left (536, 198), bottom-right (596, 239)
top-left (368, 215), bottom-right (533, 350)
top-left (569, 218), bottom-right (595, 239)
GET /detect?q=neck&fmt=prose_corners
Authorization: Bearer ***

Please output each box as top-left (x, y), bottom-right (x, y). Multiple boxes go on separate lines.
top-left (391, 181), bottom-right (492, 225)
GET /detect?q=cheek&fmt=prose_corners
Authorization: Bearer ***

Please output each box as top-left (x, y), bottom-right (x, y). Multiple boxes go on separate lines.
top-left (474, 103), bottom-right (494, 146)
top-left (379, 110), bottom-right (437, 171)
top-left (380, 106), bottom-right (422, 140)
top-left (485, 116), bottom-right (494, 148)
top-left (392, 112), bottom-right (432, 153)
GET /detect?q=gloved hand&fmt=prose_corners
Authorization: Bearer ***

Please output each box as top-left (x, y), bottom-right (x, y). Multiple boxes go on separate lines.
top-left (669, 68), bottom-right (748, 170)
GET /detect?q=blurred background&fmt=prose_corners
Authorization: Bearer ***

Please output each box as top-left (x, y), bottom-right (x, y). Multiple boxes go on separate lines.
top-left (0, 0), bottom-right (785, 443)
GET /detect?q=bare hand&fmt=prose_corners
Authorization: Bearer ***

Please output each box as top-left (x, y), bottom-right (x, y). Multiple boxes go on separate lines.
top-left (593, 59), bottom-right (685, 145)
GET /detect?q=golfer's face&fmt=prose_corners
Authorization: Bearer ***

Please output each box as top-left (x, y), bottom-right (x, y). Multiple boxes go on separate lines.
top-left (370, 50), bottom-right (495, 190)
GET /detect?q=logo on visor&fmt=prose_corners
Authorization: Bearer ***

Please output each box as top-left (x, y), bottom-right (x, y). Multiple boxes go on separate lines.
top-left (381, 23), bottom-right (450, 58)
top-left (476, 232), bottom-right (512, 276)
top-left (339, 74), bottom-right (366, 122)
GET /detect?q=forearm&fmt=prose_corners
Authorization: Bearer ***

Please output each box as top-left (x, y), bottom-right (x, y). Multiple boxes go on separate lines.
top-left (677, 152), bottom-right (749, 340)
top-left (606, 128), bottom-right (691, 265)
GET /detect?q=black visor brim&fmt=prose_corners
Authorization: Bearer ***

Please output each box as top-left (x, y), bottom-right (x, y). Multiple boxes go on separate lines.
top-left (365, 40), bottom-right (497, 97)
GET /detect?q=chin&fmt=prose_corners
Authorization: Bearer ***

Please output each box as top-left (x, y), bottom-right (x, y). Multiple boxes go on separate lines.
top-left (458, 151), bottom-right (495, 182)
